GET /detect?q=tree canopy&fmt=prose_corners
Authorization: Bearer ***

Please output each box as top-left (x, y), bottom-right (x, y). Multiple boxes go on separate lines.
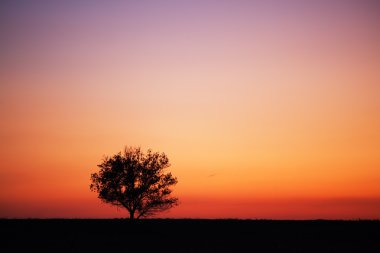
top-left (90, 147), bottom-right (178, 219)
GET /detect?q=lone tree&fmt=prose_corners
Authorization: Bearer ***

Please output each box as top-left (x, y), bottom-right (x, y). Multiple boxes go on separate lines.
top-left (90, 146), bottom-right (178, 219)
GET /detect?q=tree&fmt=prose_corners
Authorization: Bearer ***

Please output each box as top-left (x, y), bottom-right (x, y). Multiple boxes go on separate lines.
top-left (90, 146), bottom-right (178, 219)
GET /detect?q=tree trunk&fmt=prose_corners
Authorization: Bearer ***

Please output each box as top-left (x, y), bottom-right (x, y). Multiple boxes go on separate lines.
top-left (129, 210), bottom-right (135, 220)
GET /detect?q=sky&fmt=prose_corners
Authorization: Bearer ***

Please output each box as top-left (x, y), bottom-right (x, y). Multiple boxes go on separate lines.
top-left (1, 0), bottom-right (380, 219)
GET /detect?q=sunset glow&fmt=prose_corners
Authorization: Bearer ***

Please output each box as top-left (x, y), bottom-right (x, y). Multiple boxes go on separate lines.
top-left (1, 0), bottom-right (380, 219)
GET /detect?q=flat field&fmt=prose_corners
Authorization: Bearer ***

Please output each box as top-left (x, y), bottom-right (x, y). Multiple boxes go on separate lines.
top-left (1, 219), bottom-right (379, 252)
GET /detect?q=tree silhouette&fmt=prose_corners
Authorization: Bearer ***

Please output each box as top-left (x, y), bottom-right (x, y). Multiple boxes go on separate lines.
top-left (90, 146), bottom-right (178, 219)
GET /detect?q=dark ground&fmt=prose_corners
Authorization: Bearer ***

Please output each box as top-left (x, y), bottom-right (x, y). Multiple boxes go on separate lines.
top-left (1, 219), bottom-right (379, 252)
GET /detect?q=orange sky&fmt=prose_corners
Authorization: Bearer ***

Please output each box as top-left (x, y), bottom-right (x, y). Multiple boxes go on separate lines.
top-left (1, 0), bottom-right (380, 219)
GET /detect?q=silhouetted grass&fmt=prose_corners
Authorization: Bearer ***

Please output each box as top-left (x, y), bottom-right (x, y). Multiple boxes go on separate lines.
top-left (1, 219), bottom-right (379, 252)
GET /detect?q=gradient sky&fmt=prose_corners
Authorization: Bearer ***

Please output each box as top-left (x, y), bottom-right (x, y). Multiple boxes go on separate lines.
top-left (1, 0), bottom-right (380, 219)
